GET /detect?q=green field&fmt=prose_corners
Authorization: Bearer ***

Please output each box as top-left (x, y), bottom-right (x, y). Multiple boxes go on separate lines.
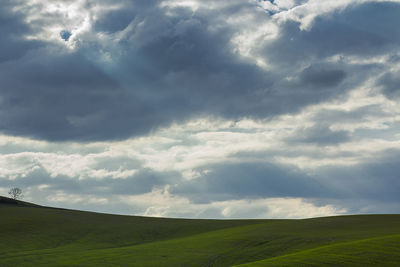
top-left (1, 197), bottom-right (400, 266)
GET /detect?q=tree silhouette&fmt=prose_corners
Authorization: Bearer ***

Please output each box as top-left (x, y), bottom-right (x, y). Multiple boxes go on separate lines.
top-left (8, 187), bottom-right (23, 200)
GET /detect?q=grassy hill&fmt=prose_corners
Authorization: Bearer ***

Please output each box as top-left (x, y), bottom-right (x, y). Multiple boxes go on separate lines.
top-left (1, 196), bottom-right (400, 266)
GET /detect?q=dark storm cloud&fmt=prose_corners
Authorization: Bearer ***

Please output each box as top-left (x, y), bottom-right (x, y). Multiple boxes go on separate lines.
top-left (172, 162), bottom-right (331, 203)
top-left (0, 1), bottom-right (399, 141)
top-left (0, 51), bottom-right (150, 141)
top-left (0, 0), bottom-right (274, 141)
top-left (108, 3), bottom-right (277, 120)
top-left (0, 1), bottom-right (42, 62)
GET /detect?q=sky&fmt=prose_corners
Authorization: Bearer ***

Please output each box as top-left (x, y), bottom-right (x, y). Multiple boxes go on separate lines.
top-left (1, 0), bottom-right (400, 219)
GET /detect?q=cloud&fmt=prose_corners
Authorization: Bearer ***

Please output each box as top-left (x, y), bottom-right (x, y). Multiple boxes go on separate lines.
top-left (120, 188), bottom-right (344, 219)
top-left (262, 1), bottom-right (400, 66)
top-left (172, 162), bottom-right (331, 203)
top-left (1, 0), bottom-right (400, 218)
top-left (0, 0), bottom-right (398, 141)
top-left (300, 65), bottom-right (346, 88)
top-left (288, 124), bottom-right (351, 145)
top-left (315, 150), bottom-right (400, 203)
top-left (1, 104), bottom-right (400, 218)
top-left (0, 1), bottom-right (43, 62)
top-left (378, 71), bottom-right (400, 98)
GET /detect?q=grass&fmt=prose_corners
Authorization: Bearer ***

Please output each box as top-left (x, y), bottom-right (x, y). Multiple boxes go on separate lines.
top-left (1, 196), bottom-right (400, 266)
top-left (235, 235), bottom-right (400, 266)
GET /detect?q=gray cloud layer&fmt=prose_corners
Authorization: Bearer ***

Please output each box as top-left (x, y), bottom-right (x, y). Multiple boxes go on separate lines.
top-left (4, 150), bottom-right (400, 216)
top-left (1, 0), bottom-right (399, 141)
top-left (1, 0), bottom-right (400, 218)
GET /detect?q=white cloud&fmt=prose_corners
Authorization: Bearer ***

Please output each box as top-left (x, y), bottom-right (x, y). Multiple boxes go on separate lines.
top-left (46, 191), bottom-right (109, 205)
top-left (14, 0), bottom-right (123, 49)
top-left (120, 188), bottom-right (345, 219)
top-left (0, 151), bottom-right (138, 180)
top-left (160, 0), bottom-right (246, 12)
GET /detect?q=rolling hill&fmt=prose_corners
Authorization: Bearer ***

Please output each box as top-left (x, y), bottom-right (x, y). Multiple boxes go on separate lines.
top-left (1, 196), bottom-right (399, 266)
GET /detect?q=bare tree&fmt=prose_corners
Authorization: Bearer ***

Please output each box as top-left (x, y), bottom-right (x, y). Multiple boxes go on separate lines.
top-left (8, 187), bottom-right (23, 200)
